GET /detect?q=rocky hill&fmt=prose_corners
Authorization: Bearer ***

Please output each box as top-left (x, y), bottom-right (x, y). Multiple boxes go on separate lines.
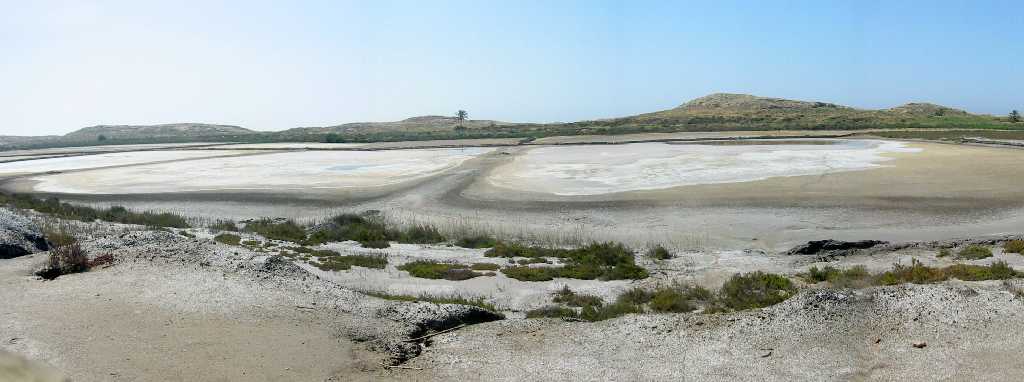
top-left (63, 123), bottom-right (255, 141)
top-left (283, 115), bottom-right (511, 136)
top-left (596, 93), bottom-right (1001, 130)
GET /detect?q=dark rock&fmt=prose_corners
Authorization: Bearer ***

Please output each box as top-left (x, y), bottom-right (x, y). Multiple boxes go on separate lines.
top-left (0, 209), bottom-right (48, 259)
top-left (785, 239), bottom-right (887, 256)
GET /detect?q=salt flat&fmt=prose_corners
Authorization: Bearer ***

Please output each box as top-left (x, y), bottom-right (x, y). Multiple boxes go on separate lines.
top-left (0, 150), bottom-right (250, 176)
top-left (29, 147), bottom-right (493, 194)
top-left (488, 140), bottom-right (918, 195)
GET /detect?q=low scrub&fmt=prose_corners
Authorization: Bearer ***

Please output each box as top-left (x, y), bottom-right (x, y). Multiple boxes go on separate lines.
top-left (243, 218), bottom-right (307, 242)
top-left (364, 291), bottom-right (499, 312)
top-left (528, 284), bottom-right (714, 322)
top-left (715, 272), bottom-right (797, 311)
top-left (0, 193), bottom-right (190, 228)
top-left (956, 245), bottom-right (993, 260)
top-left (1003, 240), bottom-right (1024, 254)
top-left (36, 231), bottom-right (89, 280)
top-left (455, 234), bottom-right (498, 249)
top-left (802, 259), bottom-right (1019, 287)
top-left (470, 263), bottom-right (500, 271)
top-left (398, 260), bottom-right (491, 280)
top-left (876, 259), bottom-right (1016, 285)
top-left (496, 242), bottom-right (648, 281)
top-left (308, 213), bottom-right (447, 248)
top-left (210, 220), bottom-right (239, 232)
top-left (213, 233), bottom-right (241, 245)
top-left (311, 250), bottom-right (387, 271)
top-left (645, 245), bottom-right (673, 260)
top-left (800, 265), bottom-right (872, 288)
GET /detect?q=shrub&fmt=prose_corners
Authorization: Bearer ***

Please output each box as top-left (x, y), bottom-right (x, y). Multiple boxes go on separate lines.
top-left (957, 245), bottom-right (993, 260)
top-left (497, 242), bottom-right (648, 281)
top-left (214, 233), bottom-right (241, 245)
top-left (243, 218), bottom-right (306, 242)
top-left (313, 253), bottom-right (387, 271)
top-left (210, 220), bottom-right (239, 232)
top-left (0, 194), bottom-right (191, 228)
top-left (398, 260), bottom-right (487, 280)
top-left (364, 291), bottom-right (499, 312)
top-left (875, 259), bottom-right (1017, 284)
top-left (306, 213), bottom-right (395, 248)
top-left (552, 286), bottom-right (604, 307)
top-left (718, 271), bottom-right (796, 311)
top-left (525, 305), bottom-right (578, 319)
top-left (646, 245), bottom-right (672, 260)
top-left (937, 248), bottom-right (952, 258)
top-left (801, 265), bottom-right (871, 288)
top-left (456, 235), bottom-right (498, 248)
top-left (1003, 240), bottom-right (1024, 254)
top-left (501, 266), bottom-right (559, 281)
top-left (398, 224), bottom-right (446, 244)
top-left (470, 263), bottom-right (500, 271)
top-left (36, 233), bottom-right (89, 279)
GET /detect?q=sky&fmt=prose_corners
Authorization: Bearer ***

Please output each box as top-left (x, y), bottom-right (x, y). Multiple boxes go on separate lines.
top-left (1, 0), bottom-right (1021, 135)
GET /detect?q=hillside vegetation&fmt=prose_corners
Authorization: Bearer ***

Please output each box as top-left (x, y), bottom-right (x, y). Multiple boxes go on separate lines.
top-left (4, 93), bottom-right (1019, 150)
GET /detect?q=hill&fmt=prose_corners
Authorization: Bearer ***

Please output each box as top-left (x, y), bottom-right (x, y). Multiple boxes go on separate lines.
top-left (63, 123), bottom-right (255, 141)
top-left (586, 93), bottom-right (1004, 131)
top-left (282, 116), bottom-right (511, 136)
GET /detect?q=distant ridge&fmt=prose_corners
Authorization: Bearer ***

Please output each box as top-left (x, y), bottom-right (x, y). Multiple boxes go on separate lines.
top-left (64, 123), bottom-right (255, 140)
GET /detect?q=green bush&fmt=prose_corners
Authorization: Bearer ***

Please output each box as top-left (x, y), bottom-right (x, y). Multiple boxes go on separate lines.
top-left (0, 194), bottom-right (191, 228)
top-left (875, 259), bottom-right (1017, 285)
top-left (398, 224), bottom-right (446, 244)
top-left (496, 242), bottom-right (648, 281)
top-left (525, 305), bottom-right (578, 319)
top-left (552, 286), bottom-right (604, 307)
top-left (646, 245), bottom-right (673, 260)
top-left (501, 266), bottom-right (559, 281)
top-left (313, 253), bottom-right (387, 271)
top-left (470, 263), bottom-right (500, 271)
top-left (1003, 240), bottom-right (1024, 254)
top-left (214, 233), bottom-right (241, 245)
top-left (937, 248), bottom-right (952, 258)
top-left (397, 260), bottom-right (487, 280)
top-left (455, 235), bottom-right (498, 248)
top-left (365, 291), bottom-right (498, 312)
top-left (718, 271), bottom-right (796, 311)
top-left (210, 220), bottom-right (239, 232)
top-left (801, 265), bottom-right (871, 288)
top-left (957, 245), bottom-right (993, 260)
top-left (243, 218), bottom-right (306, 242)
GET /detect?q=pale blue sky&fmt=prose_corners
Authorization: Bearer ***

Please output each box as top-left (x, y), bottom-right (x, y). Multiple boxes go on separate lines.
top-left (2, 0), bottom-right (1021, 135)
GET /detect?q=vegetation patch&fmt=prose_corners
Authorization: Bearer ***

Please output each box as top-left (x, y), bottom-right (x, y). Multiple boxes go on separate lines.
top-left (35, 230), bottom-right (89, 280)
top-left (1003, 240), bottom-right (1024, 254)
top-left (494, 242), bottom-right (648, 281)
top-left (470, 263), bottom-right (500, 271)
top-left (527, 284), bottom-right (715, 322)
top-left (0, 193), bottom-right (190, 228)
top-left (311, 251), bottom-right (387, 271)
top-left (209, 219), bottom-right (239, 232)
top-left (308, 213), bottom-right (447, 248)
top-left (213, 233), bottom-right (241, 245)
top-left (455, 234), bottom-right (498, 249)
top-left (715, 272), bottom-right (797, 311)
top-left (243, 218), bottom-right (307, 242)
top-left (397, 260), bottom-right (490, 280)
top-left (646, 245), bottom-right (673, 260)
top-left (364, 291), bottom-right (499, 312)
top-left (799, 265), bottom-right (872, 288)
top-left (875, 259), bottom-right (1016, 285)
top-left (801, 259), bottom-right (1019, 287)
top-left (956, 245), bottom-right (993, 260)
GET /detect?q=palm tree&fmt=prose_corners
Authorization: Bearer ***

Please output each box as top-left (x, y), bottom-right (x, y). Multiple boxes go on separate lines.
top-left (1010, 110), bottom-right (1021, 123)
top-left (455, 110), bottom-right (468, 128)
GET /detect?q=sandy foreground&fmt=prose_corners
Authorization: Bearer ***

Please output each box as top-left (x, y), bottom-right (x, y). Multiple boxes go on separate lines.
top-left (3, 210), bottom-right (1024, 381)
